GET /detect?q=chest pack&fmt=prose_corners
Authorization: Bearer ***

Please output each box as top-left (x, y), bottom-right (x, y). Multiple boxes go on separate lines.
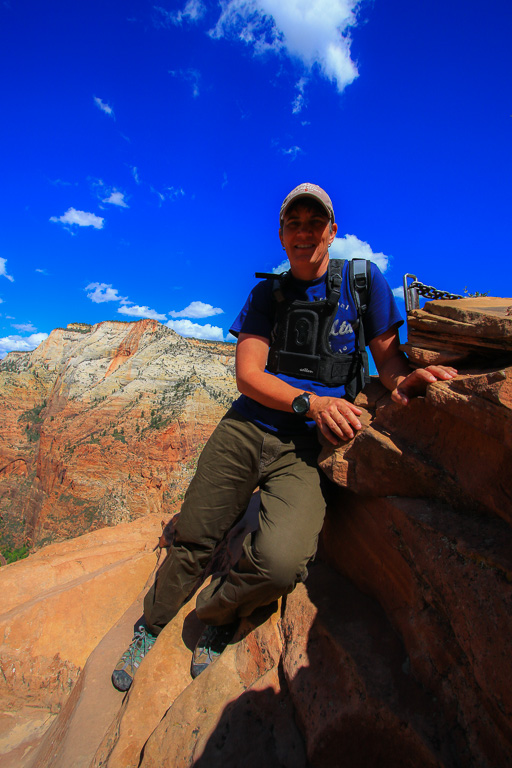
top-left (254, 259), bottom-right (371, 401)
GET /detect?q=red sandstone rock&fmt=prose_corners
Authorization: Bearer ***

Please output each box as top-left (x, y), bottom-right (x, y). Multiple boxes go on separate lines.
top-left (403, 297), bottom-right (512, 370)
top-left (0, 514), bottom-right (162, 767)
top-left (319, 366), bottom-right (512, 523)
top-left (321, 494), bottom-right (512, 767)
top-left (138, 608), bottom-right (307, 768)
top-left (281, 569), bottom-right (447, 768)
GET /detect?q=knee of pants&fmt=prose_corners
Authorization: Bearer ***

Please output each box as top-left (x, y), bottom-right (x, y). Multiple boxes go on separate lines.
top-left (246, 540), bottom-right (309, 594)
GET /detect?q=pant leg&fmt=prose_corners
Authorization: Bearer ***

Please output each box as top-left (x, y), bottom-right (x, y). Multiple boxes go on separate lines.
top-left (144, 409), bottom-right (263, 634)
top-left (195, 430), bottom-right (326, 626)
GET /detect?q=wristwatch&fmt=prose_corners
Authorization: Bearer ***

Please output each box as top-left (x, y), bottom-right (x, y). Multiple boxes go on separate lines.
top-left (292, 392), bottom-right (312, 415)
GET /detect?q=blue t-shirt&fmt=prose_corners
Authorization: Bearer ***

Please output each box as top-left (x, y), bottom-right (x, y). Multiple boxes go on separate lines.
top-left (230, 260), bottom-right (403, 434)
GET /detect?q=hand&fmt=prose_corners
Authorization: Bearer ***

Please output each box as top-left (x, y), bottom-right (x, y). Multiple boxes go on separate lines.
top-left (391, 365), bottom-right (458, 406)
top-left (308, 394), bottom-right (363, 445)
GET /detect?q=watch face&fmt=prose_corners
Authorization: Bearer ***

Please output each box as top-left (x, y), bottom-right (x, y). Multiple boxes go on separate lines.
top-left (292, 393), bottom-right (310, 415)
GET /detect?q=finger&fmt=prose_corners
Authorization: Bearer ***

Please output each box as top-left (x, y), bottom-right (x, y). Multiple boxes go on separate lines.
top-left (323, 412), bottom-right (355, 441)
top-left (391, 388), bottom-right (409, 406)
top-left (338, 407), bottom-right (362, 430)
top-left (344, 402), bottom-right (363, 416)
top-left (400, 369), bottom-right (435, 391)
top-left (317, 420), bottom-right (344, 445)
top-left (329, 402), bottom-right (362, 429)
top-left (425, 365), bottom-right (458, 379)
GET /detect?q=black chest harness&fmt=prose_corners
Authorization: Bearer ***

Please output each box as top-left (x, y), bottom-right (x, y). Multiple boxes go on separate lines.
top-left (254, 259), bottom-right (371, 401)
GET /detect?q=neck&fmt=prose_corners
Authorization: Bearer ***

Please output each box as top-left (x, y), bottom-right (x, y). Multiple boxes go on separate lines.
top-left (289, 253), bottom-right (329, 281)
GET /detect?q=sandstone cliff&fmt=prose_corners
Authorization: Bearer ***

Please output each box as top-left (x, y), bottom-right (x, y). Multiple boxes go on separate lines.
top-left (0, 320), bottom-right (237, 554)
top-left (1, 298), bottom-right (511, 768)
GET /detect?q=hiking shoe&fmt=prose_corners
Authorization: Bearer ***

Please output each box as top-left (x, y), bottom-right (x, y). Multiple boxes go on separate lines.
top-left (191, 621), bottom-right (238, 679)
top-left (112, 623), bottom-right (157, 691)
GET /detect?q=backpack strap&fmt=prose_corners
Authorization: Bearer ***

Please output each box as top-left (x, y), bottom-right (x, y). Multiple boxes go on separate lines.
top-left (347, 259), bottom-right (371, 399)
top-left (254, 270), bottom-right (291, 304)
top-left (350, 258), bottom-right (370, 314)
top-left (325, 259), bottom-right (344, 311)
top-left (256, 259), bottom-right (345, 309)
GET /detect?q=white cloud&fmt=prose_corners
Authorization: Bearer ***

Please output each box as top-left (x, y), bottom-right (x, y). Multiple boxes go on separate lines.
top-left (0, 257), bottom-right (14, 282)
top-left (92, 179), bottom-right (128, 208)
top-left (209, 0), bottom-right (359, 93)
top-left (282, 145), bottom-right (302, 160)
top-left (85, 283), bottom-right (127, 303)
top-left (392, 286), bottom-right (405, 300)
top-left (0, 332), bottom-right (48, 358)
top-left (272, 259), bottom-right (290, 274)
top-left (35, 268), bottom-right (48, 275)
top-left (169, 68), bottom-right (201, 97)
top-left (102, 190), bottom-right (129, 208)
top-left (50, 208), bottom-right (104, 229)
top-left (151, 187), bottom-right (166, 204)
top-left (168, 186), bottom-right (185, 200)
top-left (330, 234), bottom-right (390, 272)
top-left (85, 282), bottom-right (168, 321)
top-left (12, 322), bottom-right (36, 332)
top-left (155, 1), bottom-right (206, 25)
top-left (166, 318), bottom-right (225, 341)
top-left (168, 301), bottom-right (224, 319)
top-left (131, 166), bottom-right (141, 184)
top-left (292, 76), bottom-right (307, 114)
top-left (118, 304), bottom-right (167, 321)
top-left (151, 185), bottom-right (185, 204)
top-left (94, 96), bottom-right (114, 117)
top-left (49, 178), bottom-right (76, 187)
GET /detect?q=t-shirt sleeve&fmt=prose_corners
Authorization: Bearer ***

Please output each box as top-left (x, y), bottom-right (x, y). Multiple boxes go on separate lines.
top-left (363, 263), bottom-right (404, 343)
top-left (230, 280), bottom-right (274, 339)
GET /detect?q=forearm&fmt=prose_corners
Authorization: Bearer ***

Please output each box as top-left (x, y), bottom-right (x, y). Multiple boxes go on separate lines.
top-left (376, 349), bottom-right (412, 393)
top-left (237, 367), bottom-right (303, 412)
top-left (369, 329), bottom-right (458, 405)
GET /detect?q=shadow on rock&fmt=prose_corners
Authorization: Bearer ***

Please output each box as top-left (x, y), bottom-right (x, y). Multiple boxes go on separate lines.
top-left (188, 560), bottom-right (462, 768)
top-left (191, 661), bottom-right (308, 768)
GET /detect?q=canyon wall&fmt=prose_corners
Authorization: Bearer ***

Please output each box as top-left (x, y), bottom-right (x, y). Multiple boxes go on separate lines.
top-left (0, 320), bottom-right (237, 554)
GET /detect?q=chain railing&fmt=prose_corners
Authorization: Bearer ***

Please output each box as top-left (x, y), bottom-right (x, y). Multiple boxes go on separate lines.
top-left (403, 274), bottom-right (463, 313)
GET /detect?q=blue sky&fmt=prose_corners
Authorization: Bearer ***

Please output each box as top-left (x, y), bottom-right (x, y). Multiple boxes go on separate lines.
top-left (1, 0), bottom-right (511, 358)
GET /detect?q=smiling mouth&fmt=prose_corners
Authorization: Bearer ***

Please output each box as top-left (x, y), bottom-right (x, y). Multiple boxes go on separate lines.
top-left (295, 244), bottom-right (315, 249)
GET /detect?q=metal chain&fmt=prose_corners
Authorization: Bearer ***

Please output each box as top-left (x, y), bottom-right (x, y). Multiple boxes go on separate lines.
top-left (409, 280), bottom-right (462, 302)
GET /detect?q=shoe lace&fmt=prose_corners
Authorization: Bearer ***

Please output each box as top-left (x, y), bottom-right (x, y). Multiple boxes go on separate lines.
top-left (127, 626), bottom-right (155, 665)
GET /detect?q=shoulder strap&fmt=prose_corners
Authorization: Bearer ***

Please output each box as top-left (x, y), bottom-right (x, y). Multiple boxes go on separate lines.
top-left (254, 270), bottom-right (292, 304)
top-left (349, 259), bottom-right (370, 314)
top-left (326, 259), bottom-right (344, 311)
top-left (345, 259), bottom-right (372, 400)
top-left (256, 260), bottom-right (346, 307)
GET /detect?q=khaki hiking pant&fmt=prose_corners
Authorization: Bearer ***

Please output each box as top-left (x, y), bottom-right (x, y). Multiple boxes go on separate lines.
top-left (144, 408), bottom-right (327, 633)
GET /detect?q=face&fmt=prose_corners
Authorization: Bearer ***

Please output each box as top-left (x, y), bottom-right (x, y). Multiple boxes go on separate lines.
top-left (279, 201), bottom-right (337, 279)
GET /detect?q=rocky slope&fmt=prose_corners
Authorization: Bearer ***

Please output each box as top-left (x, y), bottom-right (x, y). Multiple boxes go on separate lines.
top-left (0, 320), bottom-right (237, 553)
top-left (1, 297), bottom-right (511, 768)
